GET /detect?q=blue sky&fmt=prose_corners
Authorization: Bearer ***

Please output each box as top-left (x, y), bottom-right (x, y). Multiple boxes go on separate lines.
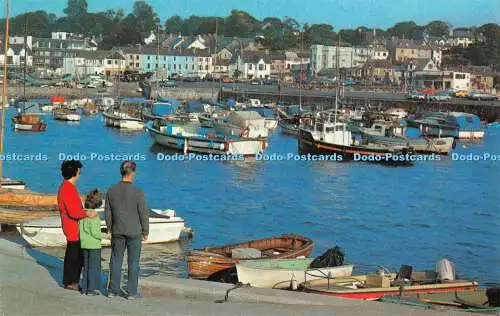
top-left (8, 0), bottom-right (500, 29)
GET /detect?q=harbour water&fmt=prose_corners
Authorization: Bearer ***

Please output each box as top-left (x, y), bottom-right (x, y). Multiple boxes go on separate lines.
top-left (3, 108), bottom-right (499, 284)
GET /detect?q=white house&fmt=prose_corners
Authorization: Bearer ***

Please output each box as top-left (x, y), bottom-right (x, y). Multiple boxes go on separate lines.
top-left (63, 51), bottom-right (126, 77)
top-left (195, 49), bottom-right (213, 78)
top-left (372, 47), bottom-right (389, 60)
top-left (0, 44), bottom-right (33, 67)
top-left (229, 52), bottom-right (271, 80)
top-left (310, 44), bottom-right (354, 73)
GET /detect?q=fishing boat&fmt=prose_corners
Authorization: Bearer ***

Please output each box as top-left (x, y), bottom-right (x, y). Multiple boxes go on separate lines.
top-left (298, 117), bottom-right (415, 165)
top-left (384, 108), bottom-right (408, 119)
top-left (81, 101), bottom-right (99, 116)
top-left (17, 208), bottom-right (192, 247)
top-left (213, 111), bottom-right (269, 138)
top-left (53, 108), bottom-right (81, 121)
top-left (302, 274), bottom-right (478, 300)
top-left (103, 110), bottom-right (144, 130)
top-left (236, 258), bottom-right (354, 289)
top-left (448, 112), bottom-right (485, 139)
top-left (145, 119), bottom-right (267, 156)
top-left (359, 120), bottom-right (455, 155)
top-left (406, 112), bottom-right (459, 138)
top-left (12, 112), bottom-right (47, 131)
top-left (186, 234), bottom-right (313, 279)
top-left (40, 104), bottom-right (55, 112)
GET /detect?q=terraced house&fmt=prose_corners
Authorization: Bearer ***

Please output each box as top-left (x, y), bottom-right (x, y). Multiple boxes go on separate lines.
top-left (139, 49), bottom-right (197, 78)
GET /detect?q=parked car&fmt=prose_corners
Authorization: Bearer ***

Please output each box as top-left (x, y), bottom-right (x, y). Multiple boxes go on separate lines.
top-left (468, 92), bottom-right (498, 101)
top-left (430, 93), bottom-right (452, 101)
top-left (454, 90), bottom-right (469, 98)
top-left (222, 78), bottom-right (233, 83)
top-left (407, 91), bottom-right (425, 100)
top-left (250, 80), bottom-right (261, 85)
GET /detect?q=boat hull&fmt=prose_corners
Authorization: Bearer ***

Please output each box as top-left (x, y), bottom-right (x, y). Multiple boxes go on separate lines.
top-left (236, 260), bottom-right (354, 288)
top-left (406, 120), bottom-right (458, 138)
top-left (458, 131), bottom-right (484, 140)
top-left (11, 116), bottom-right (47, 132)
top-left (360, 133), bottom-right (455, 155)
top-left (305, 281), bottom-right (478, 300)
top-left (187, 234), bottom-right (314, 279)
top-left (279, 121), bottom-right (299, 136)
top-left (147, 125), bottom-right (266, 156)
top-left (298, 129), bottom-right (413, 165)
top-left (53, 113), bottom-right (81, 121)
top-left (16, 210), bottom-right (187, 247)
top-left (103, 112), bottom-right (144, 130)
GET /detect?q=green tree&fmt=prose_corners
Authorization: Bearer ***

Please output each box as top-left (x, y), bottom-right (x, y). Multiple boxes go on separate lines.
top-left (63, 0), bottom-right (88, 20)
top-left (165, 15), bottom-right (183, 34)
top-left (387, 21), bottom-right (420, 39)
top-left (304, 24), bottom-right (335, 46)
top-left (425, 20), bottom-right (449, 37)
top-left (224, 10), bottom-right (258, 37)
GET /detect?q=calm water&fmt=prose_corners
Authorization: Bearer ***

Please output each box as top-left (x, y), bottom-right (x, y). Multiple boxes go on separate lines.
top-left (3, 108), bottom-right (499, 284)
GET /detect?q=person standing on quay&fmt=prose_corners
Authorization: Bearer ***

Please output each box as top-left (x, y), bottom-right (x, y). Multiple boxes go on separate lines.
top-left (58, 160), bottom-right (97, 291)
top-left (105, 161), bottom-right (149, 299)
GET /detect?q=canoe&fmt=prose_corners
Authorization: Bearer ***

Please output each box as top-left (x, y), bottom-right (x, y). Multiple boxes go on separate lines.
top-left (236, 258), bottom-right (354, 288)
top-left (302, 273), bottom-right (478, 300)
top-left (186, 234), bottom-right (314, 279)
top-left (17, 209), bottom-right (191, 247)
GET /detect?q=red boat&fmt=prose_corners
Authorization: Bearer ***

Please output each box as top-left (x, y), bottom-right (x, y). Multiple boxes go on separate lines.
top-left (302, 273), bottom-right (478, 300)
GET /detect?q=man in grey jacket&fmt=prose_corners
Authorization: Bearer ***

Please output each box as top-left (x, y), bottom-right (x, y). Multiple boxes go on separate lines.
top-left (105, 161), bottom-right (149, 299)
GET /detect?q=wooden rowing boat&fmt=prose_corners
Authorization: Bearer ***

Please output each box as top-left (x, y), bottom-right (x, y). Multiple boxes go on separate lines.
top-left (302, 273), bottom-right (478, 300)
top-left (186, 234), bottom-right (314, 279)
top-left (0, 188), bottom-right (83, 208)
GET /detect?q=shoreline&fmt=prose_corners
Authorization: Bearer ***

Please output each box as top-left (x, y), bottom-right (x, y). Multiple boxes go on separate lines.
top-left (0, 237), bottom-right (472, 315)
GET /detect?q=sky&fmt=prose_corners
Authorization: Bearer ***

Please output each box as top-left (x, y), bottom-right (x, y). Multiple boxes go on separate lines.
top-left (7, 0), bottom-right (500, 29)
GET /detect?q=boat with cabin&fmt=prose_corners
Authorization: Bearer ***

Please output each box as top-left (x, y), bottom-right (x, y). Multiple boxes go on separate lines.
top-left (298, 115), bottom-right (415, 165)
top-left (213, 111), bottom-right (269, 139)
top-left (187, 234), bottom-right (314, 279)
top-left (53, 108), bottom-right (81, 121)
top-left (358, 120), bottom-right (455, 154)
top-left (406, 112), bottom-right (460, 138)
top-left (145, 119), bottom-right (267, 156)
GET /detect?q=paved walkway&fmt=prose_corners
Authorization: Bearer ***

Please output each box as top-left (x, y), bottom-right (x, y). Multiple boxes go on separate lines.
top-left (0, 238), bottom-right (475, 316)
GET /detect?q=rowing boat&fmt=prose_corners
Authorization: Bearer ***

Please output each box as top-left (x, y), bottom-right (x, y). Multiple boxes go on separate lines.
top-left (186, 234), bottom-right (314, 279)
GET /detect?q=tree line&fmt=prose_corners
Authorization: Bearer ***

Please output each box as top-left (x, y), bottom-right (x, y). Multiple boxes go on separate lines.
top-left (0, 0), bottom-right (498, 66)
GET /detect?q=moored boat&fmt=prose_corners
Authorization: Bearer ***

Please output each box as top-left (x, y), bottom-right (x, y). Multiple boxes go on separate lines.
top-left (53, 108), bottom-right (81, 121)
top-left (11, 113), bottom-right (47, 132)
top-left (279, 119), bottom-right (299, 136)
top-left (298, 118), bottom-right (415, 166)
top-left (146, 119), bottom-right (267, 156)
top-left (103, 110), bottom-right (144, 130)
top-left (359, 121), bottom-right (455, 155)
top-left (302, 274), bottom-right (478, 300)
top-left (213, 111), bottom-right (269, 138)
top-left (17, 208), bottom-right (191, 247)
top-left (187, 234), bottom-right (314, 279)
top-left (406, 112), bottom-right (459, 138)
top-left (236, 258), bottom-right (354, 289)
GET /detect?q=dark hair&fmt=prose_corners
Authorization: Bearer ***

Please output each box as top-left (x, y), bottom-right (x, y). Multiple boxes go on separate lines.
top-left (61, 160), bottom-right (83, 180)
top-left (84, 189), bottom-right (103, 209)
top-left (120, 160), bottom-right (136, 177)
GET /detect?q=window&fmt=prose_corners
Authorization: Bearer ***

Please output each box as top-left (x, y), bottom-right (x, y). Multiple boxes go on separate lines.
top-left (259, 64), bottom-right (264, 71)
top-left (174, 64), bottom-right (176, 70)
top-left (205, 65), bottom-right (208, 70)
top-left (147, 64), bottom-right (150, 69)
top-left (136, 55), bottom-right (139, 60)
top-left (136, 63), bottom-right (139, 67)
top-left (174, 57), bottom-right (176, 61)
top-left (199, 65), bottom-right (203, 70)
top-left (147, 56), bottom-right (151, 60)
top-left (455, 74), bottom-right (466, 79)
top-left (205, 58), bottom-right (209, 62)
top-left (249, 64), bottom-right (253, 70)
top-left (107, 60), bottom-right (112, 65)
top-left (192, 65), bottom-right (195, 70)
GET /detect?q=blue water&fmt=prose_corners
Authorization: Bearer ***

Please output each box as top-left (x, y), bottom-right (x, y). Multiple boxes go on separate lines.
top-left (3, 108), bottom-right (499, 283)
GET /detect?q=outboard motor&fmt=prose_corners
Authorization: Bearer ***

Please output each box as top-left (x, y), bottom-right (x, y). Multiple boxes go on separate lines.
top-left (436, 258), bottom-right (455, 281)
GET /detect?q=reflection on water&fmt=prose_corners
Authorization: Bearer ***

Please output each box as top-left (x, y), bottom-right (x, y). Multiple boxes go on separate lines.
top-left (39, 239), bottom-right (191, 279)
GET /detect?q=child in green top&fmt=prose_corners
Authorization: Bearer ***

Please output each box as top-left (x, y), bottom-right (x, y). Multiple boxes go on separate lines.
top-left (79, 189), bottom-right (104, 295)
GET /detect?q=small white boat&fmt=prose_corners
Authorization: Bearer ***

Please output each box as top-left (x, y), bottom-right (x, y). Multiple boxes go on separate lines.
top-left (103, 111), bottom-right (144, 130)
top-left (53, 110), bottom-right (81, 121)
top-left (236, 258), bottom-right (355, 289)
top-left (17, 209), bottom-right (191, 248)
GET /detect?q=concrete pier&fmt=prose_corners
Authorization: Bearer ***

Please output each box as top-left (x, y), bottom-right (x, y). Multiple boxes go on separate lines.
top-left (0, 238), bottom-right (475, 315)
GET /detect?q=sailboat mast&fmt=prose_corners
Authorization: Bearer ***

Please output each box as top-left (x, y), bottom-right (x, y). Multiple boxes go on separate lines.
top-left (0, 0), bottom-right (10, 178)
top-left (299, 29), bottom-right (303, 112)
top-left (23, 13), bottom-right (27, 99)
top-left (155, 24), bottom-right (160, 101)
top-left (212, 20), bottom-right (218, 100)
top-left (334, 32), bottom-right (340, 126)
